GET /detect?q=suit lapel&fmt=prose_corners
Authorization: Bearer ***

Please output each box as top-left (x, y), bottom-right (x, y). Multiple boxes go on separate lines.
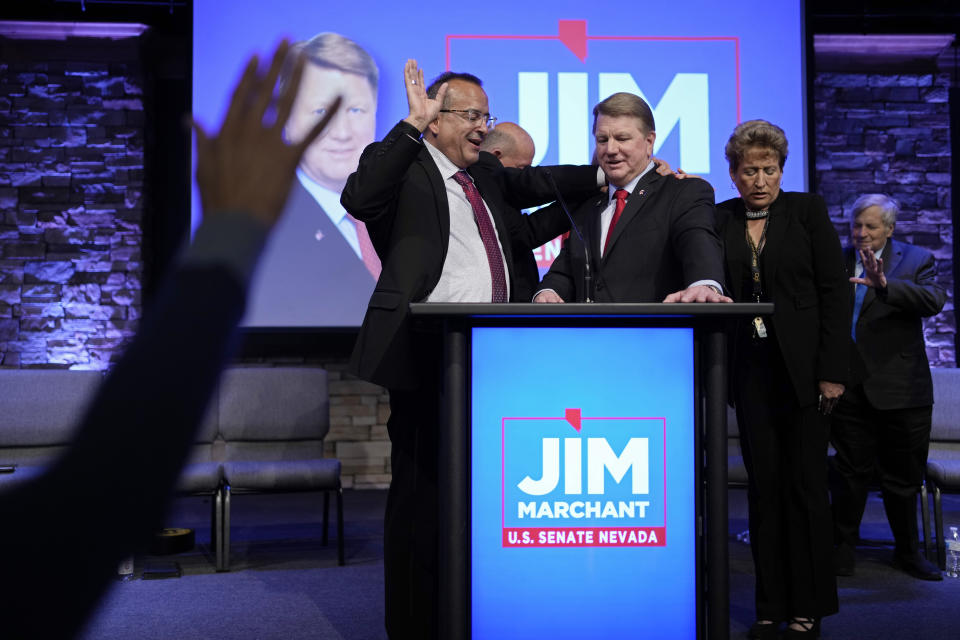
top-left (469, 160), bottom-right (517, 278)
top-left (420, 147), bottom-right (452, 263)
top-left (844, 247), bottom-right (857, 309)
top-left (758, 192), bottom-right (789, 293)
top-left (602, 169), bottom-right (662, 262)
top-left (881, 239), bottom-right (903, 276)
top-left (585, 194), bottom-right (607, 271)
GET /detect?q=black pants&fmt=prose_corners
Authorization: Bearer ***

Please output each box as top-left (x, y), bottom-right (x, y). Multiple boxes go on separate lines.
top-left (734, 338), bottom-right (838, 621)
top-left (383, 338), bottom-right (442, 640)
top-left (830, 387), bottom-right (932, 555)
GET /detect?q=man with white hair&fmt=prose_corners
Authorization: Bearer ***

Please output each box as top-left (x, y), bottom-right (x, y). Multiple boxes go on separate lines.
top-left (830, 193), bottom-right (946, 580)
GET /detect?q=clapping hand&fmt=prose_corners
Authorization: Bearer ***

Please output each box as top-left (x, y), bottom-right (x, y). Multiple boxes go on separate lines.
top-left (849, 248), bottom-right (887, 289)
top-left (402, 59), bottom-right (448, 132)
top-left (192, 40), bottom-right (341, 227)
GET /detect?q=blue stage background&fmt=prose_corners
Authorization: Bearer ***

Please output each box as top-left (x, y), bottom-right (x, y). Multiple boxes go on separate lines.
top-left (193, 0), bottom-right (804, 326)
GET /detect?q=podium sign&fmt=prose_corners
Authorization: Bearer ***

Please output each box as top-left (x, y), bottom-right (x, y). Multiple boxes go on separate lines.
top-left (412, 302), bottom-right (772, 640)
top-left (471, 326), bottom-right (697, 639)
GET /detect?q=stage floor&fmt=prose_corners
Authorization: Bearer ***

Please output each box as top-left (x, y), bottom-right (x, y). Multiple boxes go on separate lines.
top-left (79, 488), bottom-right (960, 639)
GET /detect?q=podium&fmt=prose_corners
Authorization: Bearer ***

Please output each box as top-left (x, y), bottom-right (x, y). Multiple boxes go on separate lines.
top-left (411, 302), bottom-right (772, 640)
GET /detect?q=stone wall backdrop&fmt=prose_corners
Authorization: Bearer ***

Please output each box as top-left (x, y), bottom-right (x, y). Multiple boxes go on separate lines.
top-left (324, 362), bottom-right (391, 490)
top-left (814, 44), bottom-right (955, 367)
top-left (0, 35), bottom-right (144, 370)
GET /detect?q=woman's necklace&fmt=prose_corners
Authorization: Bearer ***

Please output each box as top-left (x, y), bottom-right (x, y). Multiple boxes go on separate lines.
top-left (745, 217), bottom-right (770, 338)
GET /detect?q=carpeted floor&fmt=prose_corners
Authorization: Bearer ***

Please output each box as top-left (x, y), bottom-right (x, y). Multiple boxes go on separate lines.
top-left (77, 488), bottom-right (960, 639)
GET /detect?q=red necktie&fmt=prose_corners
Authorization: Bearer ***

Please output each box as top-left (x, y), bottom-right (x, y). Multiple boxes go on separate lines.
top-left (347, 214), bottom-right (382, 281)
top-left (452, 170), bottom-right (508, 303)
top-left (603, 189), bottom-right (629, 255)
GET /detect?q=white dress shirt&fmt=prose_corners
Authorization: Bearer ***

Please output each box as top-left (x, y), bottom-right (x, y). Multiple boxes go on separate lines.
top-left (422, 141), bottom-right (511, 303)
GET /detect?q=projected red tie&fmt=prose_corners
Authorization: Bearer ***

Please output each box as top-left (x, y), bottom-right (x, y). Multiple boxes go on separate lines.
top-left (452, 170), bottom-right (507, 303)
top-left (603, 189), bottom-right (629, 255)
top-left (348, 214), bottom-right (382, 281)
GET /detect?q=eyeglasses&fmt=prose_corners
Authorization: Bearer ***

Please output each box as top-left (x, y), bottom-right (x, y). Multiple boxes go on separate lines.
top-left (439, 109), bottom-right (497, 128)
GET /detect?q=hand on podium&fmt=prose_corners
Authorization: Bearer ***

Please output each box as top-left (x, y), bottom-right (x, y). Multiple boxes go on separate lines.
top-left (663, 284), bottom-right (732, 303)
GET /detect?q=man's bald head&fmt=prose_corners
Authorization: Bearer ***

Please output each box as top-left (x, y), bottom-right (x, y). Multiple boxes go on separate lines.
top-left (479, 122), bottom-right (535, 169)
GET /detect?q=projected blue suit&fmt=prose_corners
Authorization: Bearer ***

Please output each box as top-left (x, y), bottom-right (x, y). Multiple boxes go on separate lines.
top-left (244, 178), bottom-right (376, 327)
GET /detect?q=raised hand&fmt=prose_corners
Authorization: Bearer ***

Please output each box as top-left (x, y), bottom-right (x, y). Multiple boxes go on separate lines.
top-left (192, 40), bottom-right (341, 227)
top-left (849, 248), bottom-right (887, 289)
top-left (402, 59), bottom-right (448, 132)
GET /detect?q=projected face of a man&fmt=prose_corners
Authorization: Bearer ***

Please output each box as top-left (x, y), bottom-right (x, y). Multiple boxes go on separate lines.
top-left (285, 64), bottom-right (377, 192)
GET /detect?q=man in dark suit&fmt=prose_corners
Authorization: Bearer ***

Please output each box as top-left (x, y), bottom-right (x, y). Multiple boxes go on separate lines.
top-left (477, 121), bottom-right (562, 301)
top-left (245, 32), bottom-right (380, 327)
top-left (534, 92), bottom-right (729, 304)
top-left (831, 193), bottom-right (946, 580)
top-left (341, 60), bottom-right (599, 638)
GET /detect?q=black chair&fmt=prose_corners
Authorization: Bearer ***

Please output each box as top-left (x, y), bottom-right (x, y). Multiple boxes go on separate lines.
top-left (923, 367), bottom-right (960, 569)
top-left (217, 367), bottom-right (344, 570)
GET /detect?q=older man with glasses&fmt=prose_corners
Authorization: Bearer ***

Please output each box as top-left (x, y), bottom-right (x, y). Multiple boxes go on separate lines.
top-left (341, 60), bottom-right (601, 639)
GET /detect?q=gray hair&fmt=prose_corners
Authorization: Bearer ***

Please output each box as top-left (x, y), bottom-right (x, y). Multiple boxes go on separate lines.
top-left (851, 193), bottom-right (898, 227)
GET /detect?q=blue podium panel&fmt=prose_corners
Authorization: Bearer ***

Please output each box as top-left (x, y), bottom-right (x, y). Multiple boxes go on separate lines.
top-left (471, 326), bottom-right (697, 639)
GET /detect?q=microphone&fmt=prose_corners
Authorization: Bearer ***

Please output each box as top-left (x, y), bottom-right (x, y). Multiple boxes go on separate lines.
top-left (544, 169), bottom-right (593, 302)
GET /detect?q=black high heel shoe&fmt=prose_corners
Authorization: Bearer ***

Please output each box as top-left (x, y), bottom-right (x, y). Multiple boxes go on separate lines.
top-left (781, 617), bottom-right (820, 638)
top-left (747, 620), bottom-right (779, 639)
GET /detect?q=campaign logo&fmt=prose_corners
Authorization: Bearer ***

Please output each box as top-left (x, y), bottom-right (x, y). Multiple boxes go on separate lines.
top-left (502, 408), bottom-right (667, 548)
top-left (447, 19), bottom-right (740, 270)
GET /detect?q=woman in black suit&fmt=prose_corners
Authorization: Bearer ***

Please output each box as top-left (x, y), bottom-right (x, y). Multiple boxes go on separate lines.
top-left (716, 120), bottom-right (849, 639)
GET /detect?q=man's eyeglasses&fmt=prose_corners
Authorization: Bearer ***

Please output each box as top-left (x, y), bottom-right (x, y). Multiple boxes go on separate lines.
top-left (439, 109), bottom-right (497, 128)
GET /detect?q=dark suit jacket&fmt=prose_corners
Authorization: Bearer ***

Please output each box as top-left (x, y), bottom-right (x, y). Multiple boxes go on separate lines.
top-left (540, 168), bottom-right (724, 302)
top-left (471, 152), bottom-right (570, 302)
top-left (341, 121), bottom-right (598, 389)
top-left (245, 179), bottom-right (375, 327)
top-left (717, 191), bottom-right (850, 406)
top-left (847, 239), bottom-right (945, 409)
